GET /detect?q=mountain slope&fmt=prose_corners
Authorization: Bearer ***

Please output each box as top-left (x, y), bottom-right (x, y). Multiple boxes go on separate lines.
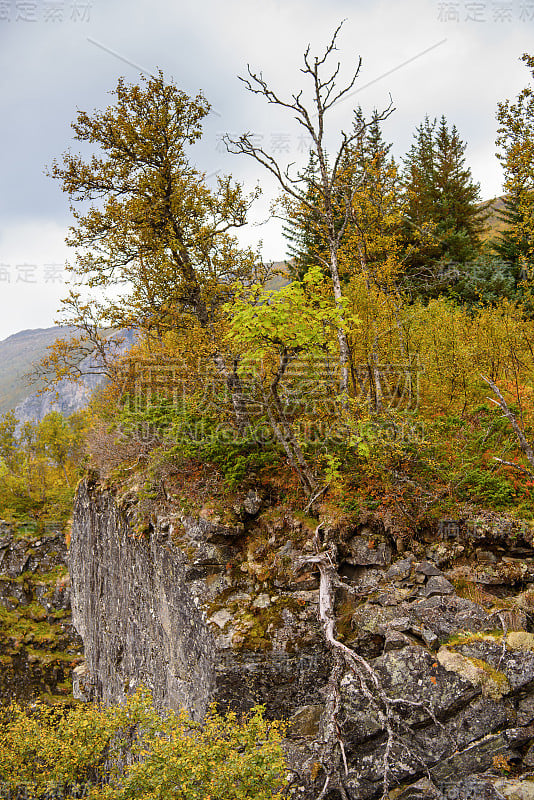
top-left (0, 327), bottom-right (76, 415)
top-left (0, 326), bottom-right (137, 421)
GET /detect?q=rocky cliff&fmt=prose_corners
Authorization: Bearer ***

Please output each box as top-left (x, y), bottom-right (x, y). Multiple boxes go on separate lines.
top-left (0, 520), bottom-right (83, 701)
top-left (69, 476), bottom-right (534, 799)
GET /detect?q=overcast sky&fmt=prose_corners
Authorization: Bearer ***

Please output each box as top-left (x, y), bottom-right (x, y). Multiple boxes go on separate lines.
top-left (0, 0), bottom-right (533, 341)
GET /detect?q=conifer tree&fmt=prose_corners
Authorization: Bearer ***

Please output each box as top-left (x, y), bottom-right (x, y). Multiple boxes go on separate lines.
top-left (434, 116), bottom-right (485, 261)
top-left (281, 152), bottom-right (328, 280)
top-left (341, 108), bottom-right (401, 281)
top-left (492, 191), bottom-right (529, 287)
top-left (401, 115), bottom-right (484, 297)
top-left (282, 108), bottom-right (400, 284)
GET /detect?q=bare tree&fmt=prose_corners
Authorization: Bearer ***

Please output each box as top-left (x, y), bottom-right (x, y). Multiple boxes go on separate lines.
top-left (225, 21), bottom-right (393, 395)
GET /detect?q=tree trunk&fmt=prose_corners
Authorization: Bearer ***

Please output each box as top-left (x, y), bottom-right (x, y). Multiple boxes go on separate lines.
top-left (328, 245), bottom-right (351, 395)
top-left (212, 353), bottom-right (250, 434)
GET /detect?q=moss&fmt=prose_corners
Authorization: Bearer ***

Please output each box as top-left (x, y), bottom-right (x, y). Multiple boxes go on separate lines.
top-left (206, 586), bottom-right (241, 617)
top-left (49, 609), bottom-right (69, 621)
top-left (452, 578), bottom-right (496, 608)
top-left (437, 646), bottom-right (511, 700)
top-left (442, 629), bottom-right (504, 648)
top-left (25, 648), bottom-right (82, 666)
top-left (292, 511), bottom-right (319, 531)
top-left (13, 564), bottom-right (68, 585)
top-left (467, 656), bottom-right (510, 691)
top-left (37, 691), bottom-right (76, 706)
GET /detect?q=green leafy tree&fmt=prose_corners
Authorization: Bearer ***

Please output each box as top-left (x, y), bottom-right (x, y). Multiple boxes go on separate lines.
top-left (47, 71), bottom-right (261, 432)
top-left (496, 53), bottom-right (534, 280)
top-left (0, 410), bottom-right (87, 523)
top-left (0, 687), bottom-right (286, 800)
top-left (226, 23), bottom-right (392, 396)
top-left (225, 265), bottom-right (351, 492)
top-left (35, 411), bottom-right (86, 487)
top-left (0, 410), bottom-right (19, 472)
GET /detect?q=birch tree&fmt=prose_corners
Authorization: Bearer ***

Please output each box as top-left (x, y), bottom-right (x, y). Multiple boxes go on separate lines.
top-left (225, 22), bottom-right (393, 396)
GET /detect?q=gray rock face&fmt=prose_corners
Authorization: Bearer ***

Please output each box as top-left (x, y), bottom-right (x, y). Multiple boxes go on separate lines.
top-left (345, 535), bottom-right (391, 568)
top-left (425, 575), bottom-right (455, 596)
top-left (0, 521), bottom-right (83, 701)
top-left (69, 481), bottom-right (534, 799)
top-left (69, 479), bottom-right (330, 722)
top-left (70, 484), bottom-right (219, 719)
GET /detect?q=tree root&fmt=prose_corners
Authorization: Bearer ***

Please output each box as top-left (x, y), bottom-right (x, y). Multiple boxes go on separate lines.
top-left (300, 529), bottom-right (449, 799)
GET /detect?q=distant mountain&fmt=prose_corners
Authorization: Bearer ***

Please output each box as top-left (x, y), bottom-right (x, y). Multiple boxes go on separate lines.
top-left (0, 326), bottom-right (136, 423)
top-left (0, 326), bottom-right (77, 416)
top-left (480, 196), bottom-right (509, 243)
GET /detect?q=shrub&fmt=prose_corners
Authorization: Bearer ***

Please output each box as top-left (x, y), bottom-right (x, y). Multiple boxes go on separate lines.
top-left (0, 688), bottom-right (287, 800)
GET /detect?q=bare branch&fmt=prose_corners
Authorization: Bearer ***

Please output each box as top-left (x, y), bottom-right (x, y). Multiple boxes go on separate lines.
top-left (492, 457), bottom-right (534, 478)
top-left (482, 375), bottom-right (534, 471)
top-left (323, 57), bottom-right (362, 112)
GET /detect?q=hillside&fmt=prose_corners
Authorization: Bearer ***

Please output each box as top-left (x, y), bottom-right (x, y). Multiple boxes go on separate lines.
top-left (0, 327), bottom-right (76, 416)
top-left (480, 195), bottom-right (508, 242)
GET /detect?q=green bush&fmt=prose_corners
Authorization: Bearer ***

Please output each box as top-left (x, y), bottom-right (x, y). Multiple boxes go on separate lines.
top-left (0, 688), bottom-right (287, 800)
top-left (458, 467), bottom-right (518, 507)
top-left (119, 398), bottom-right (280, 488)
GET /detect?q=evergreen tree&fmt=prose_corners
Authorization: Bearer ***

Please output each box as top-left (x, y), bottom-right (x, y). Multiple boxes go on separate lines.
top-left (492, 191), bottom-right (529, 287)
top-left (282, 152), bottom-right (329, 280)
top-left (434, 117), bottom-right (485, 261)
top-left (341, 108), bottom-right (401, 280)
top-left (401, 115), bottom-right (485, 298)
top-left (451, 250), bottom-right (517, 305)
top-left (283, 108), bottom-right (400, 283)
top-left (401, 116), bottom-right (441, 282)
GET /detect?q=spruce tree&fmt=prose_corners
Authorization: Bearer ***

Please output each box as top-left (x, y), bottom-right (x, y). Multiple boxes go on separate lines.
top-left (401, 115), bottom-right (485, 298)
top-left (434, 116), bottom-right (485, 262)
top-left (492, 191), bottom-right (529, 287)
top-left (282, 152), bottom-right (329, 280)
top-left (339, 108), bottom-right (401, 281)
top-left (283, 108), bottom-right (399, 283)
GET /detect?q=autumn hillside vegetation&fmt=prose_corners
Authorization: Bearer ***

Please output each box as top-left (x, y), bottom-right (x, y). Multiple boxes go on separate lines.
top-left (36, 41), bottom-right (534, 534)
top-left (3, 35), bottom-right (534, 542)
